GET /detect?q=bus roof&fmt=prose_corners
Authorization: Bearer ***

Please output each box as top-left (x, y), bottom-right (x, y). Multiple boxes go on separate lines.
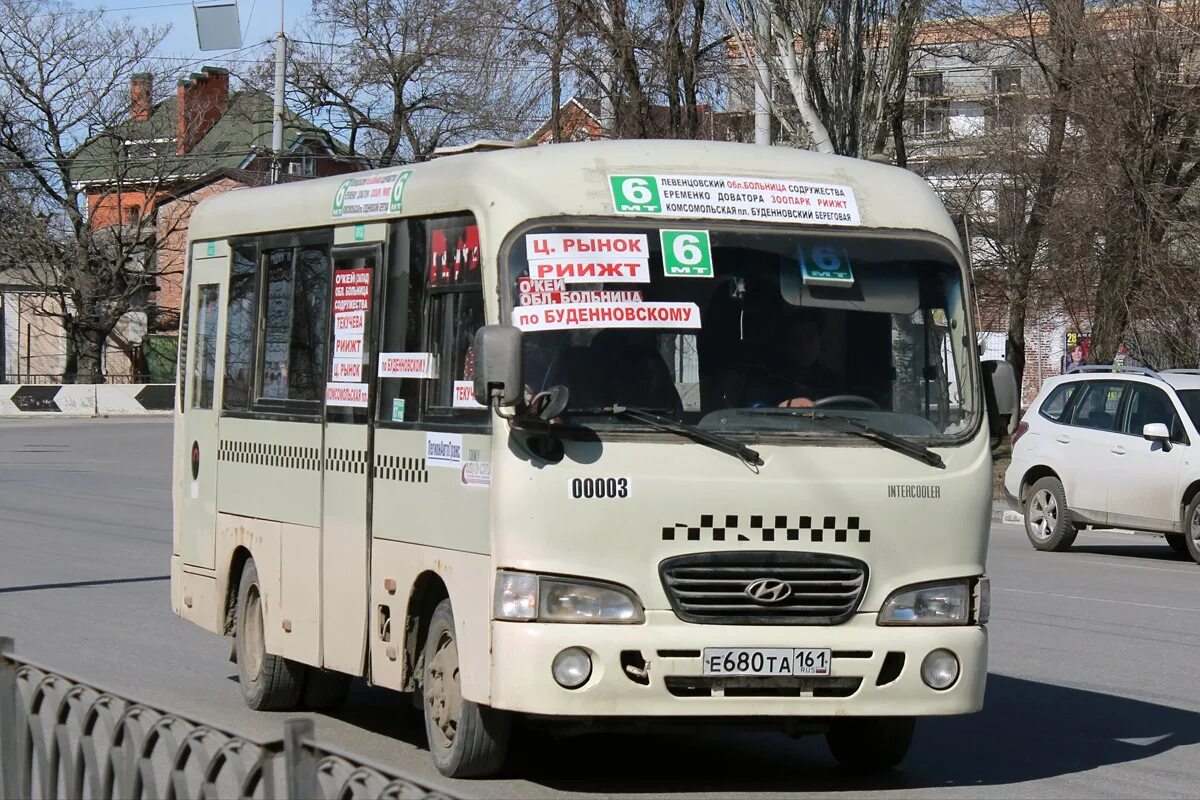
top-left (188, 140), bottom-right (961, 251)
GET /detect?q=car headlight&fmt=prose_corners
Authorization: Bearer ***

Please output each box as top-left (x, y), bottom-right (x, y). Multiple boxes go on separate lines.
top-left (494, 571), bottom-right (644, 623)
top-left (878, 579), bottom-right (984, 626)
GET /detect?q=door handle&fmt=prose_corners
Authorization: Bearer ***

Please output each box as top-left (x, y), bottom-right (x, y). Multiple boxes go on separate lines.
top-left (1111, 445), bottom-right (1126, 455)
top-left (1056, 435), bottom-right (1071, 444)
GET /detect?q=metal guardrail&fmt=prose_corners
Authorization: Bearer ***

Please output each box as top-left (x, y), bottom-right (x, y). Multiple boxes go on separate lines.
top-left (0, 638), bottom-right (461, 800)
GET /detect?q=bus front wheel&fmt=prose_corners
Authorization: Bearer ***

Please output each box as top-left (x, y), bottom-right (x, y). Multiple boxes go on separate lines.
top-left (235, 559), bottom-right (305, 711)
top-left (421, 598), bottom-right (510, 777)
top-left (825, 716), bottom-right (915, 772)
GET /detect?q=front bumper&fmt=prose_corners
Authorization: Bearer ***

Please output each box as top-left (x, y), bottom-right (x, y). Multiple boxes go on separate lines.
top-left (489, 611), bottom-right (987, 717)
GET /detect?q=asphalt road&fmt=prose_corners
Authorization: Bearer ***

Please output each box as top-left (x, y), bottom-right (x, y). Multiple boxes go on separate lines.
top-left (2, 418), bottom-right (1199, 799)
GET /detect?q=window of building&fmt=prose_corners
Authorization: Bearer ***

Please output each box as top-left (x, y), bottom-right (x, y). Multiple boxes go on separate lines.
top-left (993, 67), bottom-right (1022, 94)
top-left (987, 68), bottom-right (1023, 130)
top-left (913, 72), bottom-right (948, 137)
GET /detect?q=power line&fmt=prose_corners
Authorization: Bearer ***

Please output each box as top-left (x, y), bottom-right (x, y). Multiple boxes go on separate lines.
top-left (30, 0), bottom-right (192, 16)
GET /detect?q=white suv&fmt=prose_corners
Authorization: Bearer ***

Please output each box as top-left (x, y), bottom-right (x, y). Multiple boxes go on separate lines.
top-left (1004, 366), bottom-right (1200, 562)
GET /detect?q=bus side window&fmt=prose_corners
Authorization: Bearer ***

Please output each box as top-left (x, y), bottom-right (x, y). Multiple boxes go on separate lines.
top-left (377, 221), bottom-right (422, 424)
top-left (256, 245), bottom-right (329, 405)
top-left (423, 215), bottom-right (485, 420)
top-left (191, 284), bottom-right (220, 409)
top-left (223, 244), bottom-right (258, 411)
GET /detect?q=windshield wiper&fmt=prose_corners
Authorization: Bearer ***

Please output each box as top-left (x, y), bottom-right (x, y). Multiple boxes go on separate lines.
top-left (570, 404), bottom-right (764, 467)
top-left (745, 409), bottom-right (945, 469)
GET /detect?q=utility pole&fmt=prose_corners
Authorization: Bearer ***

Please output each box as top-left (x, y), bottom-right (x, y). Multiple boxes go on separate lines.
top-left (598, 1), bottom-right (614, 137)
top-left (753, 8), bottom-right (771, 146)
top-left (271, 0), bottom-right (286, 182)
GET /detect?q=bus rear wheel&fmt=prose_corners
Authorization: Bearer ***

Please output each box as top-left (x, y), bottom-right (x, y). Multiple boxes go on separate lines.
top-left (421, 598), bottom-right (510, 777)
top-left (825, 716), bottom-right (915, 772)
top-left (235, 559), bottom-right (305, 711)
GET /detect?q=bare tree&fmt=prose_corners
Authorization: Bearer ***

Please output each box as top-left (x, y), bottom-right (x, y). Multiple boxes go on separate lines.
top-left (1067, 1), bottom-right (1200, 365)
top-left (725, 0), bottom-right (926, 157)
top-left (0, 0), bottom-right (174, 382)
top-left (925, 0), bottom-right (1085, 391)
top-left (286, 0), bottom-right (544, 165)
top-left (513, 0), bottom-right (730, 140)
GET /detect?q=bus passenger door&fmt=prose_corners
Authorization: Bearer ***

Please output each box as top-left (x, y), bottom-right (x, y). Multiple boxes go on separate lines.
top-left (320, 236), bottom-right (383, 675)
top-left (178, 245), bottom-right (227, 571)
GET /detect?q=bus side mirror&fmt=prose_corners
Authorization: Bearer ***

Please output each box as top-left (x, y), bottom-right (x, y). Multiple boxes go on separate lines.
top-left (981, 359), bottom-right (1018, 441)
top-left (474, 325), bottom-right (523, 407)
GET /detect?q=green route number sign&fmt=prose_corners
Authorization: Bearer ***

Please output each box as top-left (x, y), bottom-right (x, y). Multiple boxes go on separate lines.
top-left (660, 230), bottom-right (713, 278)
top-left (610, 175), bottom-right (663, 213)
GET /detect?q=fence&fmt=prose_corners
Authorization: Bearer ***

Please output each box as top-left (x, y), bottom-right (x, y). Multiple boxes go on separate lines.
top-left (0, 639), bottom-right (461, 800)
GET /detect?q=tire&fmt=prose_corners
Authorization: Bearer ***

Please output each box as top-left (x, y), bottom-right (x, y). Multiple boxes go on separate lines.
top-left (826, 716), bottom-right (915, 772)
top-left (1183, 495), bottom-right (1200, 565)
top-left (1023, 477), bottom-right (1078, 552)
top-left (303, 669), bottom-right (353, 711)
top-left (235, 560), bottom-right (305, 711)
top-left (422, 599), bottom-right (510, 777)
top-left (1165, 533), bottom-right (1190, 558)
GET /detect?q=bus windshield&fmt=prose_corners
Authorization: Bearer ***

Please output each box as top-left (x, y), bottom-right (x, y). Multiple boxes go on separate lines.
top-left (506, 223), bottom-right (977, 440)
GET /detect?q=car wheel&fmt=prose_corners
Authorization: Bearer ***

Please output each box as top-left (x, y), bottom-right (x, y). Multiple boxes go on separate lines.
top-left (826, 717), bottom-right (915, 771)
top-left (236, 560), bottom-right (305, 710)
top-left (422, 599), bottom-right (511, 777)
top-left (1183, 495), bottom-right (1200, 565)
top-left (1023, 477), bottom-right (1078, 552)
top-left (1165, 534), bottom-right (1189, 558)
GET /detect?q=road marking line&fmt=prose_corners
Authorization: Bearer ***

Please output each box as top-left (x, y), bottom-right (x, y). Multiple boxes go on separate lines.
top-left (995, 586), bottom-right (1196, 613)
top-left (1004, 549), bottom-right (1198, 575)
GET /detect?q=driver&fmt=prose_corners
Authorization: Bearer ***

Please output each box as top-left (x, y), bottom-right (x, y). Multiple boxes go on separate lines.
top-left (746, 310), bottom-right (840, 408)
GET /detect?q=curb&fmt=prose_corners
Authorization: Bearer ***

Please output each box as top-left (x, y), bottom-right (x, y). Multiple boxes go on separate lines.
top-left (990, 503), bottom-right (1020, 524)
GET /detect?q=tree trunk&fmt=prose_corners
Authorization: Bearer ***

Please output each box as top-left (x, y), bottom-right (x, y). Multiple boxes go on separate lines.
top-left (1004, 0), bottom-right (1083, 393)
top-left (69, 326), bottom-right (107, 384)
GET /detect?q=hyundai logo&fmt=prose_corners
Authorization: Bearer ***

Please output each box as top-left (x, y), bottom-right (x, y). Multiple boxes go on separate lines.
top-left (744, 578), bottom-right (792, 604)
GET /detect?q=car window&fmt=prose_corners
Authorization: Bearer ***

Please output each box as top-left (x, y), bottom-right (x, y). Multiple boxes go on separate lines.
top-left (1067, 380), bottom-right (1125, 431)
top-left (1039, 383), bottom-right (1079, 422)
top-left (1122, 383), bottom-right (1186, 443)
top-left (1177, 390), bottom-right (1200, 432)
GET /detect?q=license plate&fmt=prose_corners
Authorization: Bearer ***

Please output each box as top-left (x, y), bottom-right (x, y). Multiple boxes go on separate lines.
top-left (702, 648), bottom-right (831, 677)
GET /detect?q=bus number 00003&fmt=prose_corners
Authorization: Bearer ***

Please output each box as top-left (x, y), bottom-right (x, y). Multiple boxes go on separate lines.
top-left (569, 477), bottom-right (630, 499)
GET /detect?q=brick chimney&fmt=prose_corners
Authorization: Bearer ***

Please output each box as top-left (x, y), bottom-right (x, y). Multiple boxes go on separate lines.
top-left (176, 66), bottom-right (230, 155)
top-left (131, 73), bottom-right (153, 122)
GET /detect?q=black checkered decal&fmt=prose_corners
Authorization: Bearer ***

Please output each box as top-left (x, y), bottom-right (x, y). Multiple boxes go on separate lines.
top-left (218, 440), bottom-right (321, 470)
top-left (662, 514), bottom-right (870, 544)
top-left (373, 454), bottom-right (429, 483)
top-left (325, 447), bottom-right (368, 475)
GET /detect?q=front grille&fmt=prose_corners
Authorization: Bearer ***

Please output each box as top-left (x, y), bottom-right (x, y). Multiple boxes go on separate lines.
top-left (659, 551), bottom-right (868, 625)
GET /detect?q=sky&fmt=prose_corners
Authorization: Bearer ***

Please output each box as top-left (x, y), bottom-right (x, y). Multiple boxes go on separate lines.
top-left (74, 0), bottom-right (316, 85)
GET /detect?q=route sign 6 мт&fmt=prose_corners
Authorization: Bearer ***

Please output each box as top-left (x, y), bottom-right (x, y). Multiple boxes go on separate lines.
top-left (660, 230), bottom-right (713, 277)
top-left (610, 175), bottom-right (663, 213)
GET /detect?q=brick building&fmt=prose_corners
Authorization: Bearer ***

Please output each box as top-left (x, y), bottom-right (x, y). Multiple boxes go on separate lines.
top-left (66, 66), bottom-right (358, 381)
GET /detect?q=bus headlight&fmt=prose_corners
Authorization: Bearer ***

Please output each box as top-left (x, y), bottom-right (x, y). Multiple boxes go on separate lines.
top-left (494, 572), bottom-right (644, 623)
top-left (878, 579), bottom-right (973, 625)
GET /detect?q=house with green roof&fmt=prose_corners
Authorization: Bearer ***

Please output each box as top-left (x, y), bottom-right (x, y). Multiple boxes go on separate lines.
top-left (69, 66), bottom-right (358, 379)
